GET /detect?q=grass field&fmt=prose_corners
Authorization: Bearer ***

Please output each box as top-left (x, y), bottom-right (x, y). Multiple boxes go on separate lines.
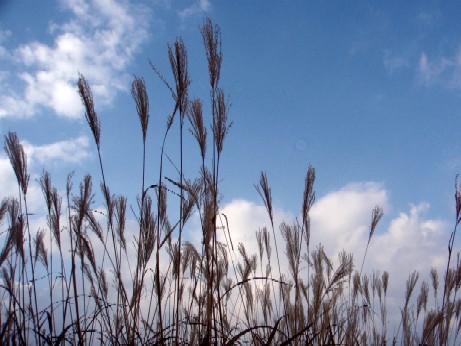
top-left (1, 18), bottom-right (461, 345)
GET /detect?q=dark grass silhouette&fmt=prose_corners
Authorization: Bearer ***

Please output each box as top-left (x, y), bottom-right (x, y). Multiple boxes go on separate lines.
top-left (1, 17), bottom-right (461, 345)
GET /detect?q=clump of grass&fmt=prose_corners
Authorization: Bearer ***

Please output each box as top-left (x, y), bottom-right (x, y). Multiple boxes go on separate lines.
top-left (2, 17), bottom-right (461, 346)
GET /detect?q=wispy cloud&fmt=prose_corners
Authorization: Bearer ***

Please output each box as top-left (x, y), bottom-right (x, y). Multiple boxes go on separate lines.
top-left (0, 0), bottom-right (150, 119)
top-left (178, 0), bottom-right (210, 21)
top-left (383, 49), bottom-right (410, 74)
top-left (418, 49), bottom-right (461, 89)
top-left (415, 11), bottom-right (440, 27)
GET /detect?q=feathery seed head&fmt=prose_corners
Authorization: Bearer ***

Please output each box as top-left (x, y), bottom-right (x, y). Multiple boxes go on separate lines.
top-left (8, 199), bottom-right (25, 264)
top-left (40, 171), bottom-right (53, 213)
top-left (213, 88), bottom-right (231, 157)
top-left (417, 281), bottom-right (429, 318)
top-left (0, 198), bottom-right (8, 224)
top-left (430, 267), bottom-right (438, 293)
top-left (4, 132), bottom-right (29, 195)
top-left (73, 175), bottom-right (94, 223)
top-left (369, 205), bottom-right (384, 242)
top-left (188, 98), bottom-right (207, 159)
top-left (382, 271), bottom-right (389, 295)
top-left (115, 196), bottom-right (127, 250)
top-left (201, 17), bottom-right (222, 90)
top-left (34, 229), bottom-right (48, 269)
top-left (40, 172), bottom-right (62, 247)
top-left (302, 165), bottom-right (316, 226)
top-left (132, 76), bottom-right (150, 142)
top-left (405, 271), bottom-right (419, 307)
top-left (255, 172), bottom-right (274, 228)
top-left (256, 228), bottom-right (264, 264)
top-left (98, 267), bottom-right (108, 299)
top-left (168, 37), bottom-right (190, 117)
top-left (77, 74), bottom-right (101, 149)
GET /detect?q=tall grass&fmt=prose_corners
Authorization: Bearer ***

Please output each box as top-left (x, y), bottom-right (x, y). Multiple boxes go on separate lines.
top-left (1, 17), bottom-right (461, 345)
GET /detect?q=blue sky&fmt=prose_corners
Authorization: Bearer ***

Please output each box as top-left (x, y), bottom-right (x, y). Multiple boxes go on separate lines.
top-left (1, 0), bottom-right (461, 324)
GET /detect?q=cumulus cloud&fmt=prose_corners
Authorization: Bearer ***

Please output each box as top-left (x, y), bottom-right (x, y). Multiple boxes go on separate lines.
top-left (368, 203), bottom-right (448, 304)
top-left (0, 153), bottom-right (45, 214)
top-left (217, 182), bottom-right (451, 320)
top-left (309, 182), bottom-right (389, 258)
top-left (215, 199), bottom-right (295, 258)
top-left (0, 0), bottom-right (150, 119)
top-left (371, 203), bottom-right (446, 270)
top-left (218, 183), bottom-right (389, 275)
top-left (0, 156), bottom-right (19, 199)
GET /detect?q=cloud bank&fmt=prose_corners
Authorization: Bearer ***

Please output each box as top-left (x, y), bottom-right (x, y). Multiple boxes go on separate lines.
top-left (218, 182), bottom-right (450, 317)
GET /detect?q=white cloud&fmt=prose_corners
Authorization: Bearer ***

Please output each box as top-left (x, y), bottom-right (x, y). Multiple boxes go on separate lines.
top-left (0, 135), bottom-right (92, 213)
top-left (178, 0), bottom-right (210, 21)
top-left (0, 154), bottom-right (45, 213)
top-left (0, 30), bottom-right (11, 59)
top-left (0, 156), bottom-right (19, 199)
top-left (415, 11), bottom-right (440, 27)
top-left (309, 182), bottom-right (389, 258)
top-left (417, 50), bottom-right (461, 89)
top-left (217, 183), bottom-right (390, 279)
top-left (23, 135), bottom-right (92, 165)
top-left (216, 199), bottom-right (295, 256)
top-left (216, 182), bottom-right (452, 328)
top-left (371, 203), bottom-right (445, 269)
top-left (0, 0), bottom-right (150, 119)
top-left (383, 49), bottom-right (409, 74)
top-left (368, 203), bottom-right (447, 293)
top-left (418, 53), bottom-right (442, 85)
